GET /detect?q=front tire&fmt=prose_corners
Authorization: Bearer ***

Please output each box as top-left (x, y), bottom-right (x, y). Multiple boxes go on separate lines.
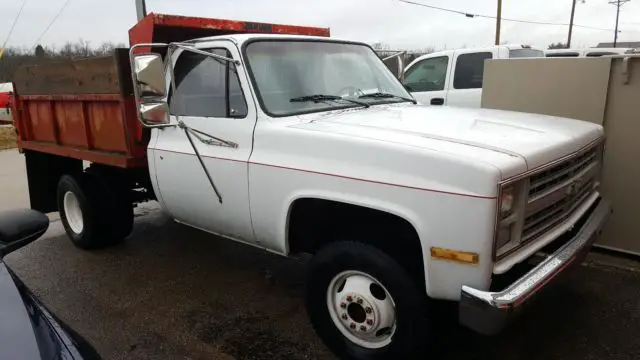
top-left (306, 242), bottom-right (429, 360)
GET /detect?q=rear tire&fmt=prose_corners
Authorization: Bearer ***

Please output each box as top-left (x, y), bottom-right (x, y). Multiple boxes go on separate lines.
top-left (57, 172), bottom-right (133, 249)
top-left (85, 168), bottom-right (133, 244)
top-left (57, 173), bottom-right (108, 249)
top-left (306, 241), bottom-right (430, 360)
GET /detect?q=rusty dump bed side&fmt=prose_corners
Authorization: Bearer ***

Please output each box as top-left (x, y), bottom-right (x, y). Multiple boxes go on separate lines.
top-left (12, 13), bottom-right (330, 169)
top-left (12, 49), bottom-right (147, 168)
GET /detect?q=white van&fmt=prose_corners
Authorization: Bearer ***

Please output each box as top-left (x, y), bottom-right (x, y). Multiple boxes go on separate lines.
top-left (402, 45), bottom-right (544, 108)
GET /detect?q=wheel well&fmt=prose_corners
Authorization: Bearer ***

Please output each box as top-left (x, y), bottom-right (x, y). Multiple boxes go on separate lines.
top-left (86, 164), bottom-right (155, 204)
top-left (25, 150), bottom-right (82, 213)
top-left (23, 151), bottom-right (155, 214)
top-left (288, 198), bottom-right (426, 288)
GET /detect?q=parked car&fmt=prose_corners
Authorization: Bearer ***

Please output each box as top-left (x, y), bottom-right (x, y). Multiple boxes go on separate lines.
top-left (402, 44), bottom-right (544, 108)
top-left (11, 13), bottom-right (611, 360)
top-left (0, 209), bottom-right (101, 359)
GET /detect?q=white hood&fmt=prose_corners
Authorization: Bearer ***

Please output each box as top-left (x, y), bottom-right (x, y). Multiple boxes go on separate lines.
top-left (295, 104), bottom-right (604, 172)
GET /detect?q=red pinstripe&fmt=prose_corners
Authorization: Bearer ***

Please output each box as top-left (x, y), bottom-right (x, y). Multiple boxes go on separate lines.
top-left (154, 148), bottom-right (496, 200)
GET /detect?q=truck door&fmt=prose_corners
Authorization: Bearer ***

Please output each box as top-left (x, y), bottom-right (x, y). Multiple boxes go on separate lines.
top-left (402, 55), bottom-right (450, 106)
top-left (446, 50), bottom-right (494, 108)
top-left (150, 40), bottom-right (257, 243)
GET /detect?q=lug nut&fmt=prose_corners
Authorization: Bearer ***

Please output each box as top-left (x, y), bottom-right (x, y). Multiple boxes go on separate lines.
top-left (366, 319), bottom-right (373, 325)
top-left (346, 296), bottom-right (353, 302)
top-left (357, 298), bottom-right (363, 304)
top-left (342, 314), bottom-right (348, 320)
top-left (365, 307), bottom-right (372, 314)
top-left (360, 325), bottom-right (367, 331)
top-left (350, 323), bottom-right (356, 329)
top-left (340, 303), bottom-right (347, 309)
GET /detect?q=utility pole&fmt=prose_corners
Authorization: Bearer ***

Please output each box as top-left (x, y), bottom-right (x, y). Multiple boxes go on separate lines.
top-left (567, 0), bottom-right (577, 48)
top-left (609, 0), bottom-right (630, 48)
top-left (136, 0), bottom-right (148, 21)
top-left (495, 0), bottom-right (502, 45)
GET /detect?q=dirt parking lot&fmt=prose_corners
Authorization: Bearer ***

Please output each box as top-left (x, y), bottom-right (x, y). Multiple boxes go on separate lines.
top-left (3, 148), bottom-right (640, 360)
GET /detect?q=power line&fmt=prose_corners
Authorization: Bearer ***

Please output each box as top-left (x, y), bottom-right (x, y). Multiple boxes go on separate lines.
top-left (398, 0), bottom-right (619, 32)
top-left (31, 0), bottom-right (72, 50)
top-left (1, 0), bottom-right (28, 55)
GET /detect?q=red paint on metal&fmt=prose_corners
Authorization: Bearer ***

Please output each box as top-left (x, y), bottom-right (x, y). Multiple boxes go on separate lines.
top-left (128, 13), bottom-right (155, 53)
top-left (21, 94), bottom-right (122, 101)
top-left (14, 93), bottom-right (148, 168)
top-left (129, 13), bottom-right (330, 47)
top-left (17, 141), bottom-right (147, 168)
top-left (0, 92), bottom-right (9, 108)
top-left (86, 101), bottom-right (128, 152)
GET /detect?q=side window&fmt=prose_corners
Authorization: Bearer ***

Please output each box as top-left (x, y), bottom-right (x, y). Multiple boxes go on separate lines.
top-left (170, 48), bottom-right (248, 118)
top-left (453, 52), bottom-right (493, 89)
top-left (402, 56), bottom-right (449, 92)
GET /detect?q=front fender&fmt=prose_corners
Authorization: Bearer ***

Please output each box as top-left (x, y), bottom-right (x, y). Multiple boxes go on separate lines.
top-left (248, 161), bottom-right (497, 299)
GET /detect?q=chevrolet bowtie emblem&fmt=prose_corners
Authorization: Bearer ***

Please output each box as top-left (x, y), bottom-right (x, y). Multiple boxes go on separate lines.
top-left (566, 178), bottom-right (583, 196)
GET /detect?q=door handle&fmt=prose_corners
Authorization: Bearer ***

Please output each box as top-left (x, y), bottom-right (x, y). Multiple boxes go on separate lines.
top-left (430, 98), bottom-right (445, 105)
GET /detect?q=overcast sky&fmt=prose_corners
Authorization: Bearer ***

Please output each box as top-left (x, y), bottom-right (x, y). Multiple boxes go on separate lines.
top-left (2, 0), bottom-right (640, 51)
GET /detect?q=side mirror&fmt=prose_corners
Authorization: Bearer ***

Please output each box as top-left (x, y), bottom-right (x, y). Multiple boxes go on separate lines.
top-left (0, 209), bottom-right (49, 258)
top-left (131, 53), bottom-right (170, 127)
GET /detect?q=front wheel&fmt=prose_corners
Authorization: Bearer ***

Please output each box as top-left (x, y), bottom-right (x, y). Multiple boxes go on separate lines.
top-left (306, 242), bottom-right (430, 360)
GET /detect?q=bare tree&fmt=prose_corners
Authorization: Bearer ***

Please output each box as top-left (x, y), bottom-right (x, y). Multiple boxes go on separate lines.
top-left (0, 40), bottom-right (128, 82)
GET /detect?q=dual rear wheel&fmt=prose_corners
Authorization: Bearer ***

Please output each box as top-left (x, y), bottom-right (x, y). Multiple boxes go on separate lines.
top-left (57, 172), bottom-right (133, 249)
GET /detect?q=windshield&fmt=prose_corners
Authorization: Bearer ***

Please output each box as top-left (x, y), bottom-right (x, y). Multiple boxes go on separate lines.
top-left (244, 40), bottom-right (413, 116)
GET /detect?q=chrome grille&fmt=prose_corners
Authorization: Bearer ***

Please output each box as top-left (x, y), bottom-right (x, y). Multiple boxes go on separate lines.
top-left (522, 178), bottom-right (594, 243)
top-left (528, 149), bottom-right (597, 200)
top-left (522, 145), bottom-right (600, 246)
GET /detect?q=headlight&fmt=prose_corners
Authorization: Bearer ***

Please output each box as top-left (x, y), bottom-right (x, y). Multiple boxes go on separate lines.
top-left (494, 182), bottom-right (524, 258)
top-left (500, 187), bottom-right (515, 217)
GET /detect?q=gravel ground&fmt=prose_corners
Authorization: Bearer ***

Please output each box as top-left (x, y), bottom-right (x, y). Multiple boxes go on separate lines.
top-left (3, 148), bottom-right (640, 360)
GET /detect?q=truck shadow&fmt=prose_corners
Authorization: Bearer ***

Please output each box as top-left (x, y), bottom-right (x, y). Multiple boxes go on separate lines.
top-left (8, 208), bottom-right (640, 360)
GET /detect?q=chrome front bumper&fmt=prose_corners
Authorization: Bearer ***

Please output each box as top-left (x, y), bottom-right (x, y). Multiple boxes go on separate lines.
top-left (459, 198), bottom-right (611, 335)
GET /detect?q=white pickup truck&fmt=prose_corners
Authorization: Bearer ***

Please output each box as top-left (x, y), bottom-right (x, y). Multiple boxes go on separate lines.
top-left (15, 32), bottom-right (610, 359)
top-left (402, 45), bottom-right (544, 108)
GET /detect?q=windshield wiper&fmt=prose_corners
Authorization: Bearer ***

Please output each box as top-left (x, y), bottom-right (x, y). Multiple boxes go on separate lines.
top-left (290, 94), bottom-right (370, 108)
top-left (359, 92), bottom-right (417, 104)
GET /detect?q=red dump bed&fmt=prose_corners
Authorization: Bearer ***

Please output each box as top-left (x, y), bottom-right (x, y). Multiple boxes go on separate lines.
top-left (12, 13), bottom-right (330, 168)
